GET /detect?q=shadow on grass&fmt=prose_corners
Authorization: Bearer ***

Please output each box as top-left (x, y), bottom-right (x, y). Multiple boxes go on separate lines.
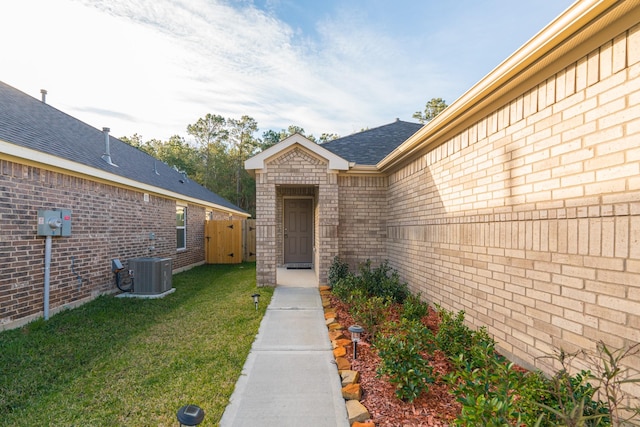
top-left (0, 262), bottom-right (273, 426)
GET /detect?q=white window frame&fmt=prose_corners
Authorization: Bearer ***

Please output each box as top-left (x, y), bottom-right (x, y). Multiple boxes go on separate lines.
top-left (176, 205), bottom-right (187, 251)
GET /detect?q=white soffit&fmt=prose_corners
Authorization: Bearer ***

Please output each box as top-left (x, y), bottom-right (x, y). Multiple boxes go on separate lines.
top-left (245, 133), bottom-right (349, 171)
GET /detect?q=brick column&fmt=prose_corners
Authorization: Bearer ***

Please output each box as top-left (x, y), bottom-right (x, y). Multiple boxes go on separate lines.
top-left (255, 174), bottom-right (276, 287)
top-left (317, 172), bottom-right (339, 285)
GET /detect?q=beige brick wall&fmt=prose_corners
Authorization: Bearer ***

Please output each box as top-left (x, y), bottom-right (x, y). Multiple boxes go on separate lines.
top-left (338, 175), bottom-right (387, 270)
top-left (255, 147), bottom-right (339, 286)
top-left (255, 163), bottom-right (389, 284)
top-left (387, 25), bottom-right (640, 379)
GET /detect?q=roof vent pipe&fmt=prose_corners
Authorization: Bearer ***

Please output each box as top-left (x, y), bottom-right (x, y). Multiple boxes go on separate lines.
top-left (101, 127), bottom-right (118, 167)
top-left (40, 89), bottom-right (47, 103)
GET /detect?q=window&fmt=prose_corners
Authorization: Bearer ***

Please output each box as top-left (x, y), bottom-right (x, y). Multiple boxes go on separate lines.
top-left (176, 206), bottom-right (186, 250)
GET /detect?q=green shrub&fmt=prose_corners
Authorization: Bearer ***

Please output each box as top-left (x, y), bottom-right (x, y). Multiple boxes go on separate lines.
top-left (465, 327), bottom-right (498, 370)
top-left (332, 259), bottom-right (409, 305)
top-left (350, 294), bottom-right (391, 340)
top-left (332, 274), bottom-right (360, 302)
top-left (447, 338), bottom-right (610, 427)
top-left (537, 368), bottom-right (610, 427)
top-left (522, 369), bottom-right (609, 427)
top-left (434, 307), bottom-right (475, 360)
top-left (327, 256), bottom-right (350, 287)
top-left (376, 319), bottom-right (435, 402)
top-left (450, 369), bottom-right (523, 427)
top-left (401, 292), bottom-right (429, 322)
top-left (358, 260), bottom-right (409, 303)
top-left (447, 340), bottom-right (527, 427)
top-left (516, 370), bottom-right (554, 426)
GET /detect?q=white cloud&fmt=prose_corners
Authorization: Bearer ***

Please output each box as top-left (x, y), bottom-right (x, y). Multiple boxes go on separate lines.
top-left (0, 0), bottom-right (574, 142)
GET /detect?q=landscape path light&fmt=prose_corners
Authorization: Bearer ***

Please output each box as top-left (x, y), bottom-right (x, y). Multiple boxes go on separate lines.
top-left (177, 404), bottom-right (204, 426)
top-left (348, 324), bottom-right (364, 360)
top-left (251, 293), bottom-right (261, 311)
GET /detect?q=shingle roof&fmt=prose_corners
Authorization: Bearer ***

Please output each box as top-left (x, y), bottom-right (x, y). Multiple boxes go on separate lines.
top-left (321, 119), bottom-right (423, 165)
top-left (0, 81), bottom-right (246, 214)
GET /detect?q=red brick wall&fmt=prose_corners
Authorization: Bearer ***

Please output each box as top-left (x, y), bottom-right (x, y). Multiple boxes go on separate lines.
top-left (0, 160), bottom-right (209, 329)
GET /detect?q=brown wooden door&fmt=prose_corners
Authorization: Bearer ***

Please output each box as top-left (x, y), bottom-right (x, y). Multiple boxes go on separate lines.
top-left (284, 199), bottom-right (313, 264)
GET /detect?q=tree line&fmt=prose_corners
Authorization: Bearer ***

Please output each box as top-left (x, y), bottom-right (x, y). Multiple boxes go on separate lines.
top-left (121, 98), bottom-right (447, 218)
top-left (121, 115), bottom-right (338, 217)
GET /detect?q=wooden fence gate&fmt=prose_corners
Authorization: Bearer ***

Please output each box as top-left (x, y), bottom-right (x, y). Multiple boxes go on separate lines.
top-left (243, 219), bottom-right (256, 262)
top-left (205, 219), bottom-right (256, 264)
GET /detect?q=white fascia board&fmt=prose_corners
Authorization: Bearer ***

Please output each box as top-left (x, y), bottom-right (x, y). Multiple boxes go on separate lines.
top-left (0, 140), bottom-right (249, 217)
top-left (245, 133), bottom-right (349, 171)
top-left (378, 0), bottom-right (617, 170)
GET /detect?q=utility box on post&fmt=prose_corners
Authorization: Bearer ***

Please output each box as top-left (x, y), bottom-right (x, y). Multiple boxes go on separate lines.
top-left (37, 209), bottom-right (72, 236)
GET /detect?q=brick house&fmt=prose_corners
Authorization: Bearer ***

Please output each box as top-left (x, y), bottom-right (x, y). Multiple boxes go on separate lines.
top-left (0, 81), bottom-right (248, 330)
top-left (246, 0), bottom-right (640, 387)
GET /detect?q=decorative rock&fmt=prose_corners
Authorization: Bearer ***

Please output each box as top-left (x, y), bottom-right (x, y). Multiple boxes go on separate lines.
top-left (333, 346), bottom-right (346, 358)
top-left (340, 370), bottom-right (360, 386)
top-left (324, 311), bottom-right (336, 319)
top-left (342, 383), bottom-right (362, 400)
top-left (329, 330), bottom-right (346, 341)
top-left (326, 317), bottom-right (336, 326)
top-left (328, 322), bottom-right (344, 331)
top-left (335, 338), bottom-right (352, 348)
top-left (331, 340), bottom-right (345, 349)
top-left (352, 422), bottom-right (375, 427)
top-left (319, 285), bottom-right (331, 292)
top-left (336, 357), bottom-right (351, 371)
top-left (346, 400), bottom-right (370, 424)
top-left (322, 299), bottom-right (331, 308)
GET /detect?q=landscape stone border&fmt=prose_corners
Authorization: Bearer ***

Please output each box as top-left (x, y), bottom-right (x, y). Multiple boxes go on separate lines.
top-left (320, 286), bottom-right (375, 427)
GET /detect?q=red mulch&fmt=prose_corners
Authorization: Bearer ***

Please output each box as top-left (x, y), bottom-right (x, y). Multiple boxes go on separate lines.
top-left (329, 295), bottom-right (461, 426)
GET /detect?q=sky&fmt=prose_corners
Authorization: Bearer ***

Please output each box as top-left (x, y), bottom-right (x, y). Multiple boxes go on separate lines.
top-left (1, 0), bottom-right (575, 143)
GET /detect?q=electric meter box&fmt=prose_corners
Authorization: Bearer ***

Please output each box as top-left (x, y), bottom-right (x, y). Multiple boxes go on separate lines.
top-left (37, 209), bottom-right (72, 236)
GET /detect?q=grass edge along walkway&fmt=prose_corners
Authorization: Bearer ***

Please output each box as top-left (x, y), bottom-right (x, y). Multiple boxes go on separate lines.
top-left (0, 263), bottom-right (272, 427)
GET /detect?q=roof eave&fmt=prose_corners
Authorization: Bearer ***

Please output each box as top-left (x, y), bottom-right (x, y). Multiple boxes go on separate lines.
top-left (0, 139), bottom-right (249, 217)
top-left (377, 0), bottom-right (626, 172)
top-left (245, 133), bottom-right (349, 171)
top-left (342, 164), bottom-right (381, 175)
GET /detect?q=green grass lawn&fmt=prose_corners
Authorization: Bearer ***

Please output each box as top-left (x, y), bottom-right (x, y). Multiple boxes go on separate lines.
top-left (0, 263), bottom-right (272, 426)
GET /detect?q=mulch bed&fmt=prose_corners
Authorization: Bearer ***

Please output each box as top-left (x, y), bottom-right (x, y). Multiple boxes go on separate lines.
top-left (329, 294), bottom-right (461, 426)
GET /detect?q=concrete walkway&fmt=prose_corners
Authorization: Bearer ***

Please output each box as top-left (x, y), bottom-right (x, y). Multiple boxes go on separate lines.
top-left (219, 269), bottom-right (350, 427)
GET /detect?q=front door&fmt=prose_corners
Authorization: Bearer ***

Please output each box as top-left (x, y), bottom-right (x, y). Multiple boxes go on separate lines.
top-left (284, 199), bottom-right (313, 265)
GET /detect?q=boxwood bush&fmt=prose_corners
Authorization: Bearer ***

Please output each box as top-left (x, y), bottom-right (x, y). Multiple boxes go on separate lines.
top-left (331, 258), bottom-right (409, 304)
